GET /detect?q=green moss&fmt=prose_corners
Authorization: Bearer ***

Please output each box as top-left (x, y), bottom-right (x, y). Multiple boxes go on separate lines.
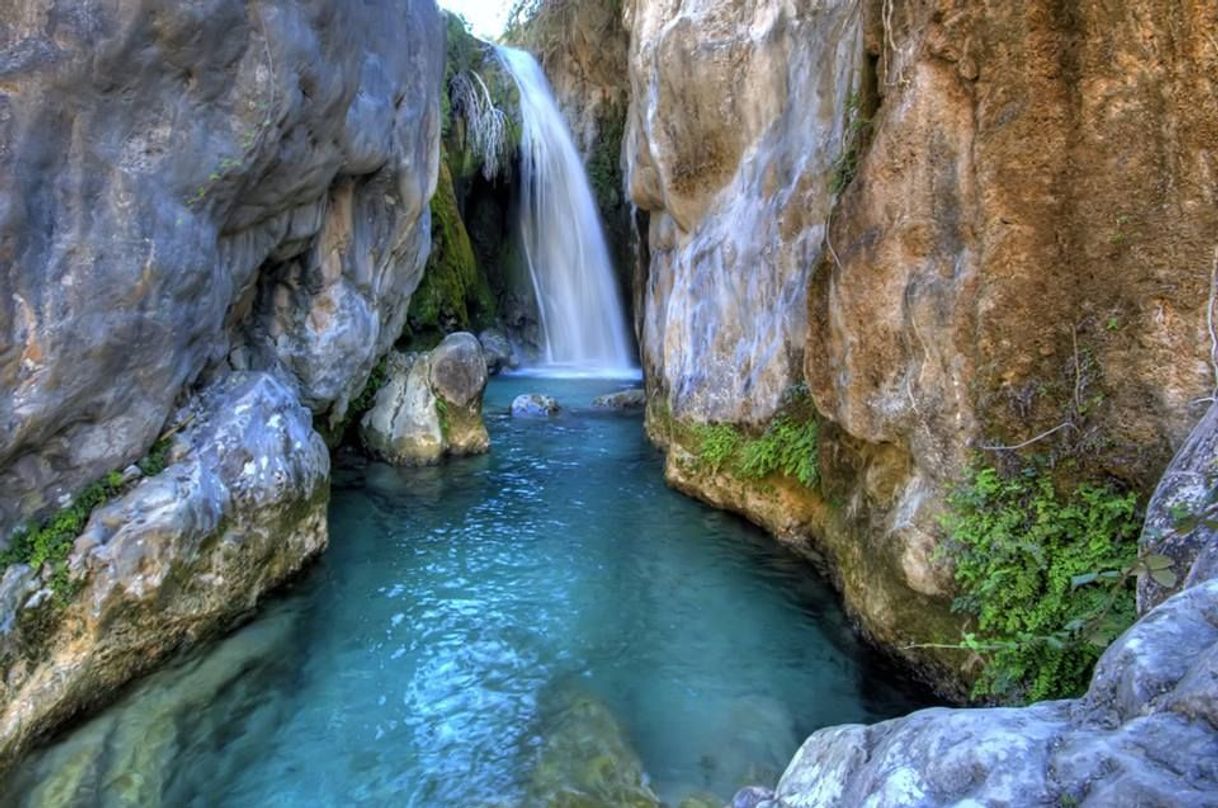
top-left (138, 436), bottom-right (174, 477)
top-left (0, 436), bottom-right (179, 606)
top-left (830, 92), bottom-right (872, 197)
top-left (942, 464), bottom-right (1142, 702)
top-left (407, 157), bottom-right (496, 338)
top-left (434, 396), bottom-right (451, 441)
top-left (587, 101), bottom-right (626, 219)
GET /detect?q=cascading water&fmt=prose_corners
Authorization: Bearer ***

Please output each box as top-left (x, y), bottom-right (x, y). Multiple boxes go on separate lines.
top-left (497, 46), bottom-right (635, 374)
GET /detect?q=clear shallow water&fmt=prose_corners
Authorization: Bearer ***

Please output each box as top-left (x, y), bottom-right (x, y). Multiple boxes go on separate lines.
top-left (6, 376), bottom-right (932, 807)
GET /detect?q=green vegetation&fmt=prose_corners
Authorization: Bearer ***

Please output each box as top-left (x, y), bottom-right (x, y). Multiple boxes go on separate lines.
top-left (506, 0), bottom-right (625, 60)
top-left (689, 385), bottom-right (820, 488)
top-left (694, 424), bottom-right (742, 473)
top-left (830, 92), bottom-right (872, 197)
top-left (442, 13), bottom-right (521, 179)
top-left (1, 437), bottom-right (178, 606)
top-left (350, 357), bottom-right (390, 418)
top-left (434, 396), bottom-right (451, 441)
top-left (586, 100), bottom-right (626, 213)
top-left (407, 158), bottom-right (497, 337)
top-left (737, 415), bottom-right (820, 487)
top-left (942, 464), bottom-right (1144, 702)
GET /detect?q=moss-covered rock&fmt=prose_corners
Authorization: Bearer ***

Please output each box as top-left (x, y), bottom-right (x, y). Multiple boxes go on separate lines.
top-left (526, 684), bottom-right (661, 808)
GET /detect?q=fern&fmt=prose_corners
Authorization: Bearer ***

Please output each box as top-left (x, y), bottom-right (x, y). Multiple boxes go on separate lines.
top-left (943, 465), bottom-right (1141, 702)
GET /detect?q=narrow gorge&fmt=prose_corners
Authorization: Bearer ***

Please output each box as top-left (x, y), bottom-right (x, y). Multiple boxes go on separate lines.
top-left (1, 0), bottom-right (1216, 806)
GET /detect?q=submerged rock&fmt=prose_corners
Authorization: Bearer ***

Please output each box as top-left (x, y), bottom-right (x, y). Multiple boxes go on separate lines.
top-left (360, 333), bottom-right (490, 465)
top-left (512, 394), bottom-right (561, 418)
top-left (479, 329), bottom-right (520, 375)
top-left (527, 684), bottom-right (662, 808)
top-left (592, 389), bottom-right (646, 411)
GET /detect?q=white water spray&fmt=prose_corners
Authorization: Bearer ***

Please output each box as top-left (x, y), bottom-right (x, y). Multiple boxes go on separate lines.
top-left (497, 46), bottom-right (635, 374)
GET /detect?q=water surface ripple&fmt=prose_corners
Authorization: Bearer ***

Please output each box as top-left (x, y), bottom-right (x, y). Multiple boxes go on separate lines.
top-left (5, 376), bottom-right (931, 806)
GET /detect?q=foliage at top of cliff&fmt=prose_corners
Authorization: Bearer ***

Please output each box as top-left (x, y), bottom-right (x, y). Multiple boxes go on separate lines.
top-left (442, 13), bottom-right (520, 180)
top-left (504, 0), bottom-right (624, 63)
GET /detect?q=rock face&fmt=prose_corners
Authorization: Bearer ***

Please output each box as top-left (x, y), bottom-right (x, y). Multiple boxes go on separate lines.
top-left (360, 333), bottom-right (490, 465)
top-left (0, 372), bottom-right (330, 772)
top-left (0, 0), bottom-right (444, 772)
top-left (478, 328), bottom-right (519, 375)
top-left (0, 0), bottom-right (443, 539)
top-left (626, 0), bottom-right (1218, 693)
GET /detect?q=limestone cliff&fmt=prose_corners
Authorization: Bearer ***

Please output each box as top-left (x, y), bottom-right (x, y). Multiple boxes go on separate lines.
top-left (0, 0), bottom-right (444, 769)
top-left (626, 0), bottom-right (1218, 697)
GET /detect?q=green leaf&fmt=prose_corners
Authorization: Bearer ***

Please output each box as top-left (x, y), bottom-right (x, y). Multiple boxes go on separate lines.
top-left (1071, 572), bottom-right (1098, 588)
top-left (1145, 554), bottom-right (1174, 571)
top-left (1150, 569), bottom-right (1178, 588)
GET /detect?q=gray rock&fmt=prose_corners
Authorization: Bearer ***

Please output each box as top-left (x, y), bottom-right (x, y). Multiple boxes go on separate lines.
top-left (732, 786), bottom-right (778, 808)
top-left (429, 333), bottom-right (488, 408)
top-left (1138, 401), bottom-right (1218, 612)
top-left (360, 340), bottom-right (490, 465)
top-left (0, 372), bottom-right (331, 773)
top-left (478, 329), bottom-right (519, 375)
top-left (592, 388), bottom-right (646, 410)
top-left (512, 393), bottom-right (561, 418)
top-left (0, 0), bottom-right (445, 777)
top-left (0, 0), bottom-right (444, 541)
top-left (361, 353), bottom-right (445, 466)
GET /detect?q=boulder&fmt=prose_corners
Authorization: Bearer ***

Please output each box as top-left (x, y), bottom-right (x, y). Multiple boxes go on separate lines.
top-left (429, 333), bottom-right (491, 456)
top-left (478, 329), bottom-right (519, 375)
top-left (592, 389), bottom-right (647, 411)
top-left (512, 394), bottom-right (561, 418)
top-left (360, 335), bottom-right (490, 465)
top-left (527, 685), bottom-right (662, 808)
top-left (361, 353), bottom-right (445, 466)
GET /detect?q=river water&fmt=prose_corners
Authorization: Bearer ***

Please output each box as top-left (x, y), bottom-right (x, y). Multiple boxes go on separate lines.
top-left (5, 376), bottom-right (930, 807)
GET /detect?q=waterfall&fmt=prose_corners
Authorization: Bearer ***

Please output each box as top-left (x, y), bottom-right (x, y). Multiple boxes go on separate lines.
top-left (497, 46), bottom-right (636, 375)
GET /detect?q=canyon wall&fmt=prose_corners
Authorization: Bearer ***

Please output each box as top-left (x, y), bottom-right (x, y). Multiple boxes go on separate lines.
top-left (625, 0), bottom-right (1218, 696)
top-left (0, 0), bottom-right (444, 769)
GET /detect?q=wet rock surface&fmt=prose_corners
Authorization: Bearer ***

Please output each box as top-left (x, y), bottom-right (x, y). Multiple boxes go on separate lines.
top-left (479, 328), bottom-right (520, 375)
top-left (630, 0), bottom-right (1218, 694)
top-left (739, 403), bottom-right (1218, 807)
top-left (0, 0), bottom-right (444, 772)
top-left (592, 389), bottom-right (646, 411)
top-left (526, 685), bottom-right (662, 808)
top-left (512, 393), bottom-right (561, 418)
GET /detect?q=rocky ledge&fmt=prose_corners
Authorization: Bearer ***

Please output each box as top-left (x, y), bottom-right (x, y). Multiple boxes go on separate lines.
top-left (736, 404), bottom-right (1218, 807)
top-left (0, 373), bottom-right (330, 771)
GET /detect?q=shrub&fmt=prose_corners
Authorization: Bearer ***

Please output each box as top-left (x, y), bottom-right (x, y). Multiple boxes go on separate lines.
top-left (943, 465), bottom-right (1141, 702)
